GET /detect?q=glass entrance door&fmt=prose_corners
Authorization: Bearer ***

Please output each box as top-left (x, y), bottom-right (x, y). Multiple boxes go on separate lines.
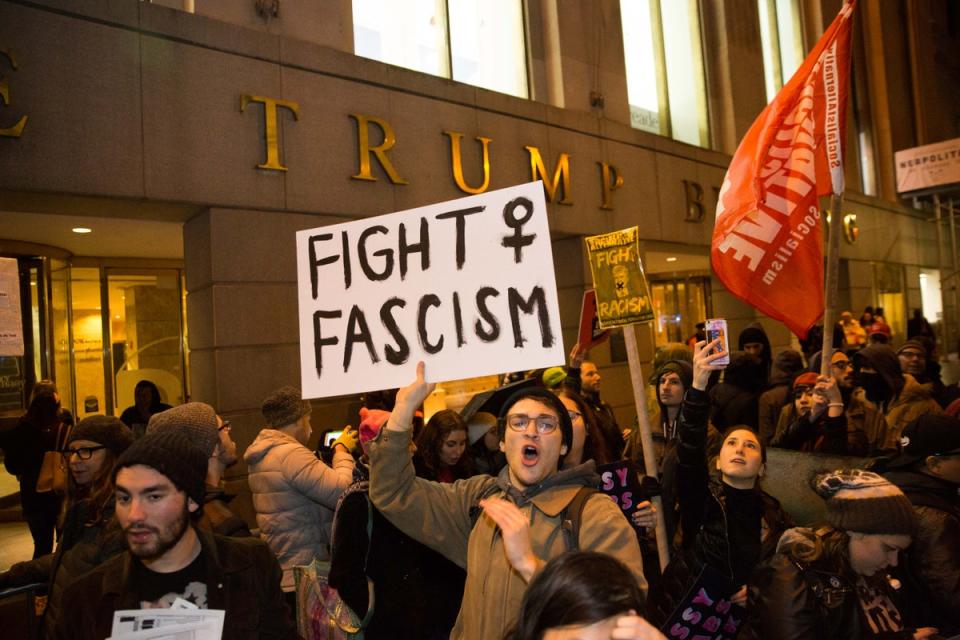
top-left (105, 269), bottom-right (186, 434)
top-left (0, 256), bottom-right (50, 418)
top-left (650, 277), bottom-right (711, 347)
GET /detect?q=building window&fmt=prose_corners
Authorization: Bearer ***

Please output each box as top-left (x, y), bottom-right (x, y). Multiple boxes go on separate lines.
top-left (757, 0), bottom-right (805, 102)
top-left (352, 0), bottom-right (529, 98)
top-left (620, 0), bottom-right (709, 147)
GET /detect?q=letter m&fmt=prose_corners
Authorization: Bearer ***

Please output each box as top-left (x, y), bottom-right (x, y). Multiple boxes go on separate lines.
top-left (525, 146), bottom-right (572, 205)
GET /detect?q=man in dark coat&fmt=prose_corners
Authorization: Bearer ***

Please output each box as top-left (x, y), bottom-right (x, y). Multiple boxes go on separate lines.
top-left (884, 415), bottom-right (960, 635)
top-left (54, 431), bottom-right (295, 640)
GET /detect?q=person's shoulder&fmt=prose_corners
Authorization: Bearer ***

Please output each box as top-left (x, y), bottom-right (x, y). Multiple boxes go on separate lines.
top-left (64, 550), bottom-right (126, 596)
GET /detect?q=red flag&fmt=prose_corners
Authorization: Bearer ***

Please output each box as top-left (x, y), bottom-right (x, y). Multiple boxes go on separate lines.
top-left (712, 1), bottom-right (855, 338)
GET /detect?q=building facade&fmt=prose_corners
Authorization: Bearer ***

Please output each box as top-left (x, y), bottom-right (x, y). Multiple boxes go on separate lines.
top-left (1, 0), bottom-right (958, 517)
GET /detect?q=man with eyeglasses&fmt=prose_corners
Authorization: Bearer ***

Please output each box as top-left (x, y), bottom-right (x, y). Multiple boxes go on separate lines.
top-left (883, 415), bottom-right (960, 634)
top-left (147, 402), bottom-right (250, 537)
top-left (852, 344), bottom-right (943, 454)
top-left (368, 363), bottom-right (646, 640)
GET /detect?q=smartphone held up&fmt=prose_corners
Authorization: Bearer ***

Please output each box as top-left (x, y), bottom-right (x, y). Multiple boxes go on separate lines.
top-left (705, 319), bottom-right (730, 366)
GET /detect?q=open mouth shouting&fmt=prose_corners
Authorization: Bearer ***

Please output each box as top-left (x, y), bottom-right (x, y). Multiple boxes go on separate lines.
top-left (521, 443), bottom-right (540, 466)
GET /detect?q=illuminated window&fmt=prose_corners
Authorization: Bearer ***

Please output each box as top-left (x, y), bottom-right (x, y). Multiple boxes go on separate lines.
top-left (758, 0), bottom-right (805, 102)
top-left (353, 0), bottom-right (528, 98)
top-left (620, 0), bottom-right (709, 147)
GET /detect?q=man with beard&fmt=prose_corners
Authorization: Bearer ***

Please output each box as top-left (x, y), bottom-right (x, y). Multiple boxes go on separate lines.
top-left (147, 402), bottom-right (250, 537)
top-left (567, 344), bottom-right (625, 458)
top-left (853, 344), bottom-right (942, 454)
top-left (54, 431), bottom-right (295, 640)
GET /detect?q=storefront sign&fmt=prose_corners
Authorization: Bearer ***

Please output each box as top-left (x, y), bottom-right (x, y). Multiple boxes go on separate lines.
top-left (584, 227), bottom-right (654, 328)
top-left (895, 137), bottom-right (960, 193)
top-left (296, 181), bottom-right (564, 398)
top-left (0, 257), bottom-right (24, 356)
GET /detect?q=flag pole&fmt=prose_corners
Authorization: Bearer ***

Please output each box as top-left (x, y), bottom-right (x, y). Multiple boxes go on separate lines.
top-left (820, 192), bottom-right (844, 376)
top-left (623, 323), bottom-right (670, 571)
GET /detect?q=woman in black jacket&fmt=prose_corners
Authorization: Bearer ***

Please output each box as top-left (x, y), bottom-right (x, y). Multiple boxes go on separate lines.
top-left (650, 338), bottom-right (793, 625)
top-left (0, 415), bottom-right (133, 636)
top-left (744, 470), bottom-right (938, 640)
top-left (0, 391), bottom-right (69, 557)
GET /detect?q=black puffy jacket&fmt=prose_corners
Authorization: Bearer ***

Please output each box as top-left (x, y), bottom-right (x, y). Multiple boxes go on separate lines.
top-left (884, 468), bottom-right (960, 635)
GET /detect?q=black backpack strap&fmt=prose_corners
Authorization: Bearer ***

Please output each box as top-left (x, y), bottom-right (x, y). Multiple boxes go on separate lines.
top-left (561, 486), bottom-right (598, 551)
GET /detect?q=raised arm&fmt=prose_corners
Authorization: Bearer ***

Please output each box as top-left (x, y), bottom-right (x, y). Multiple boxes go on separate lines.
top-left (368, 363), bottom-right (495, 568)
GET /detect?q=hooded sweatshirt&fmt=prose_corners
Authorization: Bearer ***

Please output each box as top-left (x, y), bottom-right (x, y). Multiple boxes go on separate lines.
top-left (854, 345), bottom-right (942, 452)
top-left (738, 322), bottom-right (772, 384)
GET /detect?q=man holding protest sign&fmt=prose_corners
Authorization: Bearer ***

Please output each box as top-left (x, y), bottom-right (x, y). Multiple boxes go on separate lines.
top-left (368, 362), bottom-right (646, 640)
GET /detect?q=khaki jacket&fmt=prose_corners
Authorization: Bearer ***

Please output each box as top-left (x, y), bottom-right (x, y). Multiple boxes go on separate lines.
top-left (877, 374), bottom-right (943, 452)
top-left (368, 427), bottom-right (646, 640)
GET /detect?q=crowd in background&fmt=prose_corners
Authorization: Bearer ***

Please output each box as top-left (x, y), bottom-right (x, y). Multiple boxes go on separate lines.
top-left (0, 304), bottom-right (956, 639)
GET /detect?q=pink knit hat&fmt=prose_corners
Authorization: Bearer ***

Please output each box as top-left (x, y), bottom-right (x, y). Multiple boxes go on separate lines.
top-left (358, 407), bottom-right (391, 453)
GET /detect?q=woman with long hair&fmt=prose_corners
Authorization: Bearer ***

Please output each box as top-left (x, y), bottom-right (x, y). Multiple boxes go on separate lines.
top-left (505, 551), bottom-right (664, 640)
top-left (744, 470), bottom-right (938, 639)
top-left (409, 409), bottom-right (470, 638)
top-left (0, 390), bottom-right (68, 557)
top-left (555, 388), bottom-right (612, 468)
top-left (0, 416), bottom-right (133, 635)
top-left (414, 409), bottom-right (472, 482)
top-left (649, 339), bottom-right (793, 625)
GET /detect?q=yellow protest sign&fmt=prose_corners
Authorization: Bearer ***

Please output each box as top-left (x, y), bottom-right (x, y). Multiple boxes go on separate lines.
top-left (584, 227), bottom-right (653, 328)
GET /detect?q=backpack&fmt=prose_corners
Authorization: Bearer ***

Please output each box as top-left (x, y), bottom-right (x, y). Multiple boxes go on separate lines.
top-left (469, 484), bottom-right (598, 550)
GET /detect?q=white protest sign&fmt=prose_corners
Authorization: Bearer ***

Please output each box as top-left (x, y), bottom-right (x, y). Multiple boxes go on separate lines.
top-left (0, 258), bottom-right (24, 357)
top-left (296, 181), bottom-right (565, 398)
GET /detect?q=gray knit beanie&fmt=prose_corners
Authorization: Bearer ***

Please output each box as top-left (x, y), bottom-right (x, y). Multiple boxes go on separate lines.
top-left (813, 469), bottom-right (917, 537)
top-left (68, 415), bottom-right (134, 456)
top-left (147, 402), bottom-right (219, 457)
top-left (262, 386), bottom-right (312, 428)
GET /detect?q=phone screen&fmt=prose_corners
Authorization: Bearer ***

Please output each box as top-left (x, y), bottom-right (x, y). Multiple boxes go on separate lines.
top-left (323, 430), bottom-right (343, 447)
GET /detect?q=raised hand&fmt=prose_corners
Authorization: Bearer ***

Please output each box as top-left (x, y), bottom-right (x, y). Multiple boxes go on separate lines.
top-left (332, 425), bottom-right (360, 454)
top-left (569, 342), bottom-right (585, 368)
top-left (692, 338), bottom-right (727, 391)
top-left (479, 498), bottom-right (540, 582)
top-left (387, 361), bottom-right (436, 432)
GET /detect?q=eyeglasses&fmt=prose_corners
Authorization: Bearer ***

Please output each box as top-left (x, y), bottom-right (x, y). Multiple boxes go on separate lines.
top-left (218, 420), bottom-right (231, 432)
top-left (505, 413), bottom-right (560, 434)
top-left (832, 361), bottom-right (851, 370)
top-left (61, 445), bottom-right (106, 460)
top-left (567, 410), bottom-right (583, 422)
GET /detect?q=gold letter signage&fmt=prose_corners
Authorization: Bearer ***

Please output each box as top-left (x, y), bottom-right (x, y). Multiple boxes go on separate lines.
top-left (240, 94), bottom-right (300, 171)
top-left (445, 131), bottom-right (491, 194)
top-left (525, 146), bottom-right (572, 205)
top-left (0, 49), bottom-right (27, 138)
top-left (350, 114), bottom-right (407, 184)
top-left (598, 162), bottom-right (623, 210)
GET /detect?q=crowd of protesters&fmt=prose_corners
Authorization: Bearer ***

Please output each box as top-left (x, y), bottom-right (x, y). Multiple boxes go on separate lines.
top-left (0, 307), bottom-right (957, 640)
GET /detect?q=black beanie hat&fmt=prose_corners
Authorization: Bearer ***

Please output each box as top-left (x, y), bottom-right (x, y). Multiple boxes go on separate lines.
top-left (68, 415), bottom-right (134, 456)
top-left (498, 387), bottom-right (574, 452)
top-left (114, 431), bottom-right (207, 507)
